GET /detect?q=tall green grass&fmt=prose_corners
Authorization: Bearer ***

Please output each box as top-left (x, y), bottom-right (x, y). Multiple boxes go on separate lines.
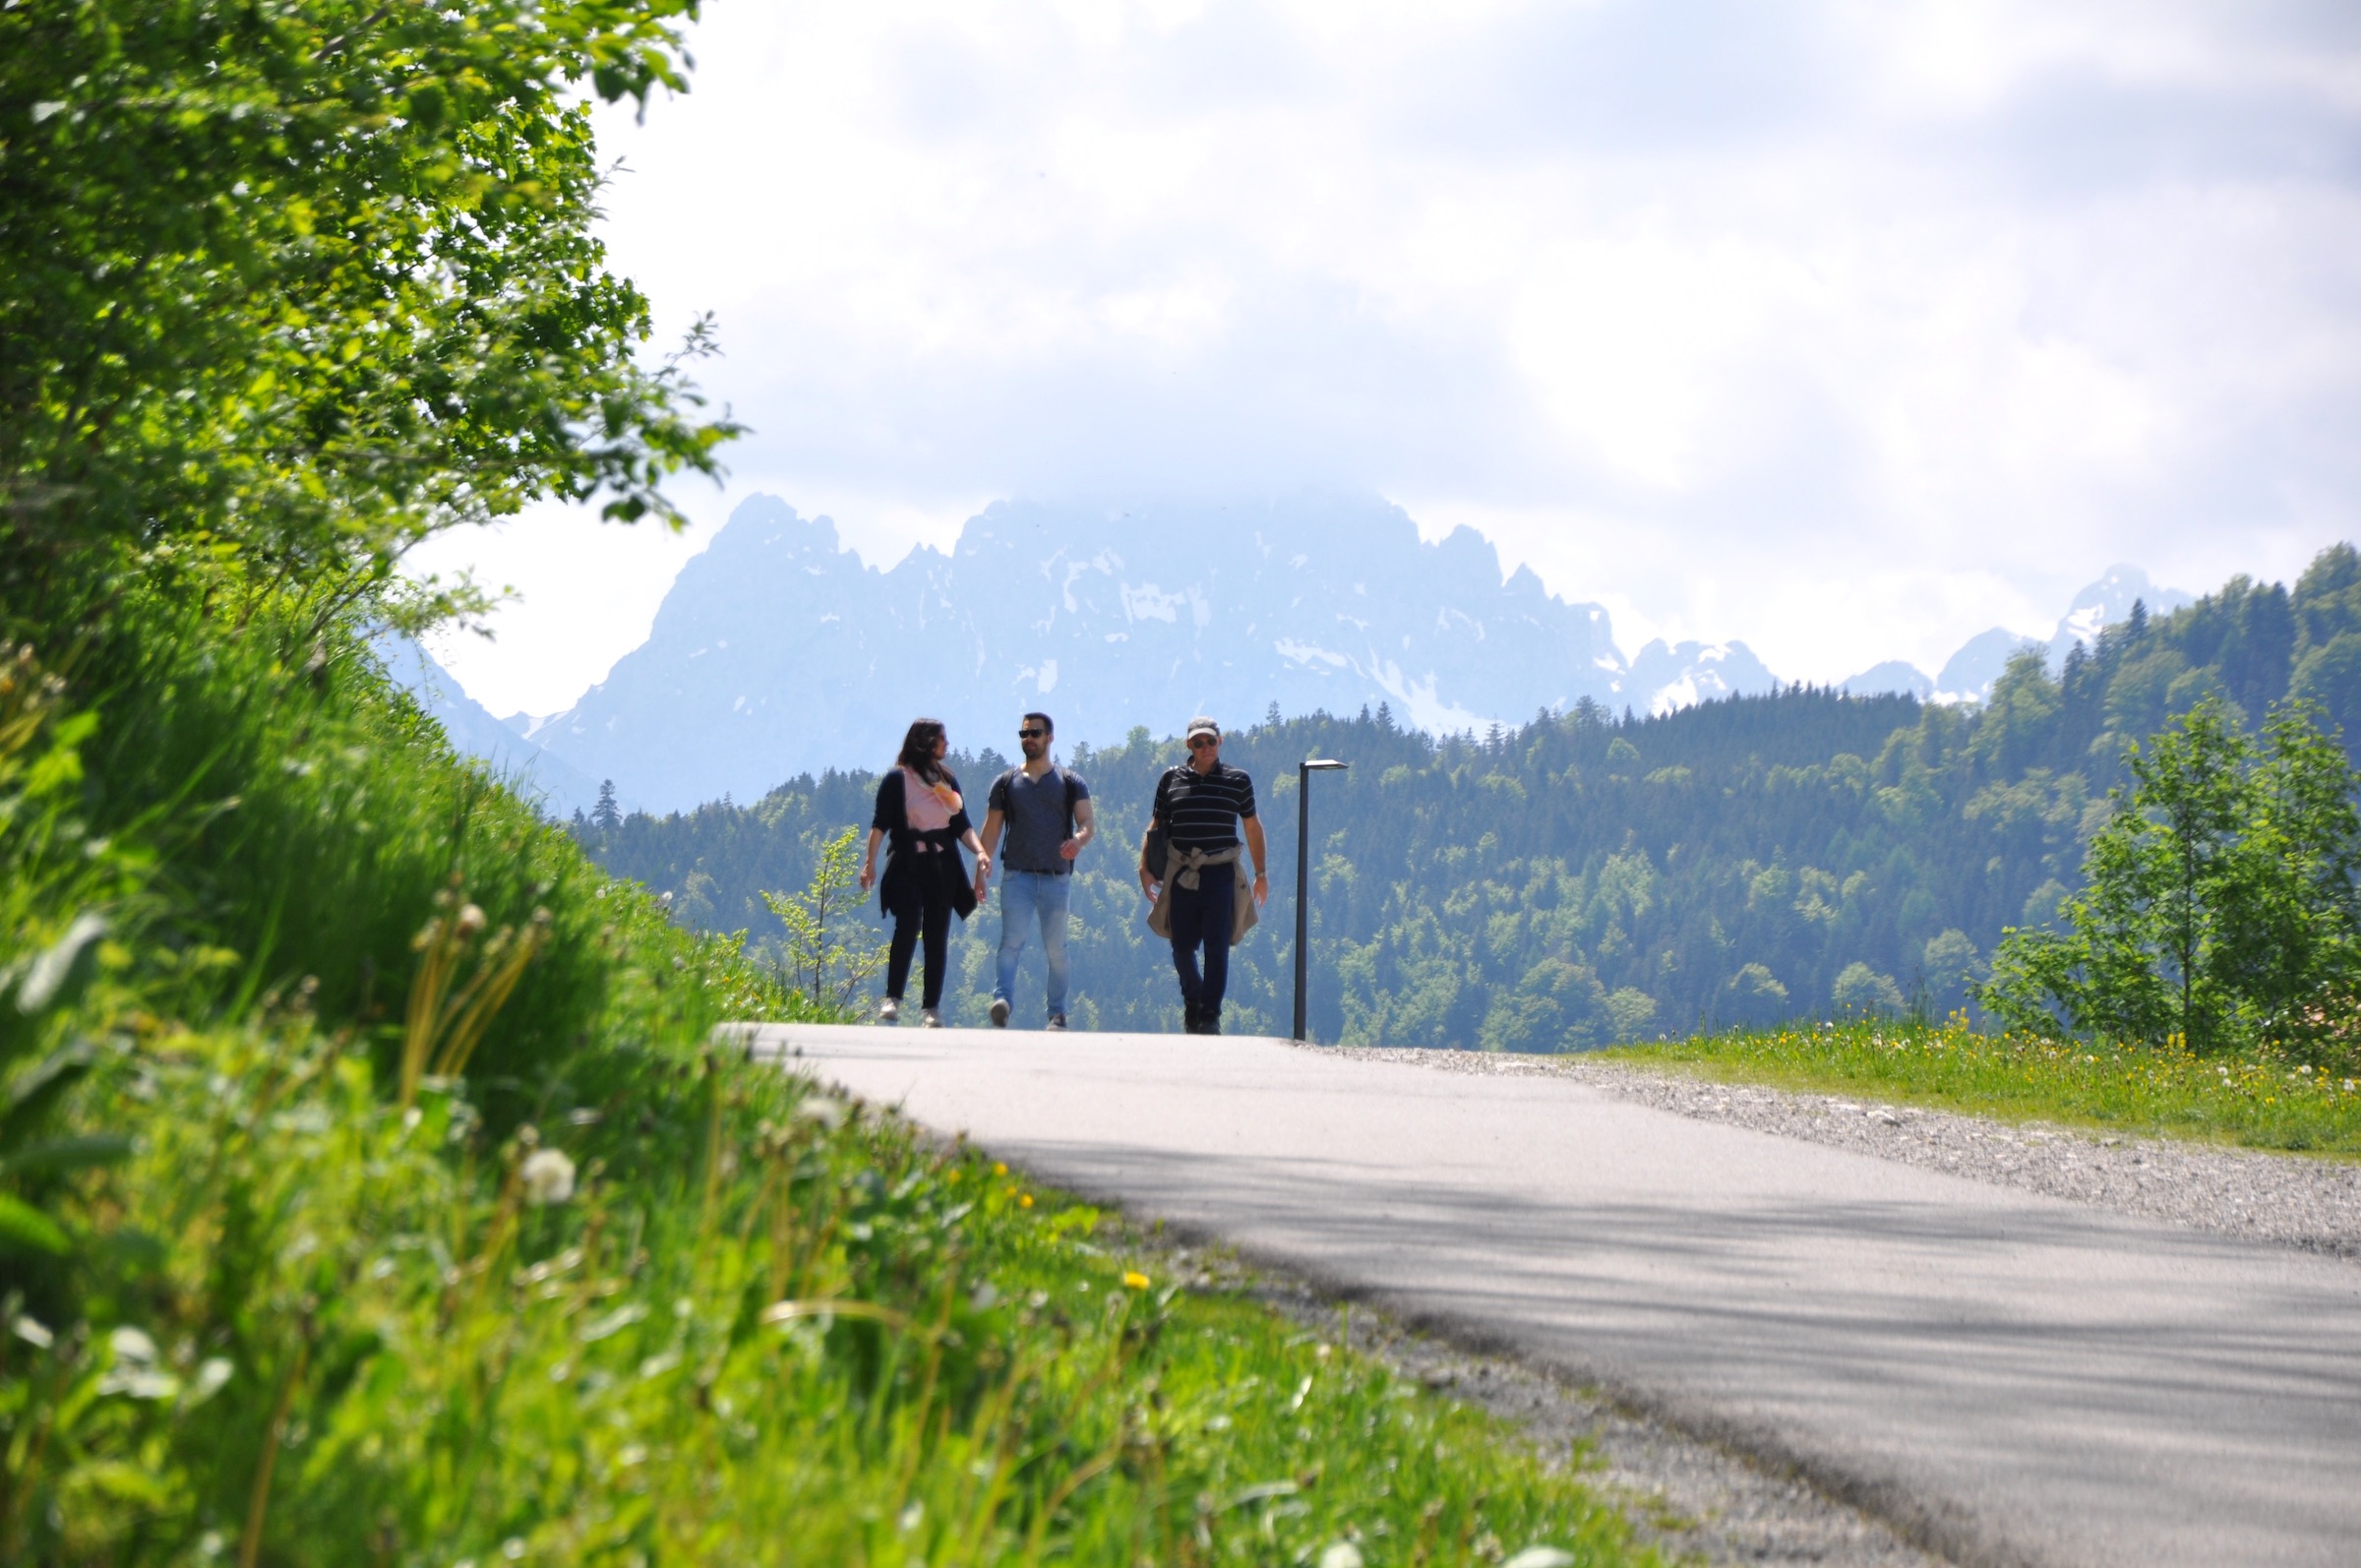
top-left (1612, 1019), bottom-right (2361, 1155)
top-left (53, 564), bottom-right (811, 1130)
top-left (0, 563), bottom-right (1649, 1564)
top-left (14, 1017), bottom-right (1641, 1563)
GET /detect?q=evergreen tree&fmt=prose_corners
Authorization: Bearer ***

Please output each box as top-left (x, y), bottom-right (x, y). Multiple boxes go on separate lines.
top-left (592, 779), bottom-right (623, 833)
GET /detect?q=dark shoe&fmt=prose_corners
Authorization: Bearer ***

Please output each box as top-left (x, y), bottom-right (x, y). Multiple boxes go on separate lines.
top-left (1181, 1002), bottom-right (1204, 1035)
top-left (1200, 1007), bottom-right (1222, 1036)
top-left (989, 996), bottom-right (1010, 1028)
top-left (1046, 1012), bottom-right (1067, 1032)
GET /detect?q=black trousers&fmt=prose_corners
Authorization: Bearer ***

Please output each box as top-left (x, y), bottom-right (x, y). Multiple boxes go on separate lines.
top-left (885, 891), bottom-right (952, 1008)
top-left (1167, 870), bottom-right (1235, 1012)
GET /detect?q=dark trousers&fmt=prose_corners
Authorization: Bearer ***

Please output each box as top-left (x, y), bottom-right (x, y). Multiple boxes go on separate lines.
top-left (1167, 870), bottom-right (1235, 1013)
top-left (885, 893), bottom-right (952, 1008)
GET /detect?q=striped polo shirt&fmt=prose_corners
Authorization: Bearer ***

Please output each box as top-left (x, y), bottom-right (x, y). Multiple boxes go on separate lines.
top-left (1154, 760), bottom-right (1257, 851)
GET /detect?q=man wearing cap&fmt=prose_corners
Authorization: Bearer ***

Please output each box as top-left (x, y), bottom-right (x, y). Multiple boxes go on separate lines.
top-left (975, 711), bottom-right (1094, 1030)
top-left (1139, 716), bottom-right (1267, 1034)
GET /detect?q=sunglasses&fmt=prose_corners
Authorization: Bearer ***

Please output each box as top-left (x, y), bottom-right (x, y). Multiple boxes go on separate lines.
top-left (1187, 735), bottom-right (1219, 750)
top-left (1017, 728), bottom-right (1046, 739)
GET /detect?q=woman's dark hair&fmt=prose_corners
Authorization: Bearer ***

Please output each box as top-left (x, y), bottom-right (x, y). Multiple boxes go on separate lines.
top-left (896, 719), bottom-right (947, 782)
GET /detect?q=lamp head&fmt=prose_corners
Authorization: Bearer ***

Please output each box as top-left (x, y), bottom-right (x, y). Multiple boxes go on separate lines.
top-left (1302, 758), bottom-right (1349, 771)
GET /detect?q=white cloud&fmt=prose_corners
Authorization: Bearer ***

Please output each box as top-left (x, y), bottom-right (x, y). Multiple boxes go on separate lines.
top-left (413, 0), bottom-right (2361, 708)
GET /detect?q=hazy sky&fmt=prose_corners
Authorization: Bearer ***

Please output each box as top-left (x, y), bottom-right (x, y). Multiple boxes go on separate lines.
top-left (409, 0), bottom-right (2361, 719)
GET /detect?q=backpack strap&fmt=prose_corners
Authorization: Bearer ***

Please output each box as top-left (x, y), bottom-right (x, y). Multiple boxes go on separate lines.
top-left (1152, 763), bottom-right (1183, 822)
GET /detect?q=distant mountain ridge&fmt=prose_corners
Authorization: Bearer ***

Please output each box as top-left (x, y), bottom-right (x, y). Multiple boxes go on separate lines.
top-left (399, 491), bottom-right (2193, 814)
top-left (1925, 567), bottom-right (2196, 702)
top-left (511, 493), bottom-right (1789, 811)
top-left (373, 633), bottom-right (599, 815)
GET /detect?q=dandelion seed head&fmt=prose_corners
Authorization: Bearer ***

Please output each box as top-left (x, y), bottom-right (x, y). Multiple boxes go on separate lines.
top-left (521, 1148), bottom-right (575, 1206)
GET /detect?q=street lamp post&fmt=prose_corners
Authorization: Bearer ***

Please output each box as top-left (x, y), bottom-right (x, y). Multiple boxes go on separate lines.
top-left (1294, 758), bottom-right (1349, 1042)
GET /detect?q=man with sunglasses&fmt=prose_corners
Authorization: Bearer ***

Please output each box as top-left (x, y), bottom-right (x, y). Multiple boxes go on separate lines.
top-left (1139, 716), bottom-right (1267, 1035)
top-left (976, 711), bottom-right (1094, 1030)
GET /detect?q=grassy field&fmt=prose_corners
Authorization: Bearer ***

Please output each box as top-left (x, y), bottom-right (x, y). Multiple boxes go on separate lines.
top-left (0, 575), bottom-right (1648, 1565)
top-left (1609, 1020), bottom-right (2361, 1157)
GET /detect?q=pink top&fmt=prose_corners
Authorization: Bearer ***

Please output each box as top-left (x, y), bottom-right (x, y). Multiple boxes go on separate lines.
top-left (900, 766), bottom-right (960, 833)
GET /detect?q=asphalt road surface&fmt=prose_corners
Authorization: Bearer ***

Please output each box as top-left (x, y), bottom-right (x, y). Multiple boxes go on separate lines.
top-left (748, 1023), bottom-right (2361, 1568)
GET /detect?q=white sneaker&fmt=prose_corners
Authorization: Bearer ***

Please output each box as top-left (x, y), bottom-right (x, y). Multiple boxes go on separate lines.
top-left (1047, 1012), bottom-right (1067, 1032)
top-left (921, 1008), bottom-right (943, 1028)
top-left (989, 996), bottom-right (1010, 1028)
top-left (878, 997), bottom-right (899, 1023)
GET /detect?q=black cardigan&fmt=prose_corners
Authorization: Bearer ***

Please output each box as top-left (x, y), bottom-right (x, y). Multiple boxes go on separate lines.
top-left (872, 769), bottom-right (978, 921)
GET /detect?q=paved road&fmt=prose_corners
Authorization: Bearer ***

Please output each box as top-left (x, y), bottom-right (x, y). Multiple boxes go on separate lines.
top-left (749, 1024), bottom-right (2361, 1568)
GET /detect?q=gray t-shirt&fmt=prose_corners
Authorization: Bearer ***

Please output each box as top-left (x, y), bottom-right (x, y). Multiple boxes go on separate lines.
top-left (987, 766), bottom-right (1089, 874)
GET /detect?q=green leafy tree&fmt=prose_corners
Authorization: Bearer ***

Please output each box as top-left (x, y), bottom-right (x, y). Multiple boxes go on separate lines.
top-left (1723, 963), bottom-right (1788, 1026)
top-left (2218, 702), bottom-right (2361, 1043)
top-left (2290, 633), bottom-right (2361, 745)
top-left (1985, 698), bottom-right (2361, 1051)
top-left (1920, 930), bottom-right (1984, 1017)
top-left (1479, 956), bottom-right (1607, 1052)
top-left (761, 827), bottom-right (885, 1013)
top-left (2, 0), bottom-right (733, 599)
top-left (1986, 702), bottom-right (2251, 1045)
top-left (1832, 962), bottom-right (1904, 1017)
top-left (1968, 647), bottom-right (2061, 777)
top-left (1604, 986), bottom-right (1658, 1041)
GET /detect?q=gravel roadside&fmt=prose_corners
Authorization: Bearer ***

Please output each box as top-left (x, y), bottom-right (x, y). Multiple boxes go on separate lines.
top-left (1316, 1044), bottom-right (2361, 1259)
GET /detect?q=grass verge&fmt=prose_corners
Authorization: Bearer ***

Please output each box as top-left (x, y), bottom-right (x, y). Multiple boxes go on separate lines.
top-left (1608, 1021), bottom-right (2361, 1157)
top-left (18, 1011), bottom-right (1649, 1563)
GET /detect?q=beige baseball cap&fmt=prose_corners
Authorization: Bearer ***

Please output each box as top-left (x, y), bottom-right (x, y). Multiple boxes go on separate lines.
top-left (1184, 715), bottom-right (1221, 741)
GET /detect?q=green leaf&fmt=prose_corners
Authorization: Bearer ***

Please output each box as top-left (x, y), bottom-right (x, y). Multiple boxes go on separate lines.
top-left (0, 1192), bottom-right (71, 1256)
top-left (3, 1042), bottom-right (95, 1139)
top-left (3, 1132), bottom-right (133, 1176)
top-left (405, 81), bottom-right (449, 133)
top-left (16, 910), bottom-right (106, 1013)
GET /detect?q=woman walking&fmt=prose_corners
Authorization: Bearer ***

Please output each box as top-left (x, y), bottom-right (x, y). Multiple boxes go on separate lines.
top-left (861, 719), bottom-right (988, 1026)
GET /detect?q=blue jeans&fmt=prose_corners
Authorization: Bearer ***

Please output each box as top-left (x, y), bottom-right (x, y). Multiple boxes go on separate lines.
top-left (994, 871), bottom-right (1071, 1017)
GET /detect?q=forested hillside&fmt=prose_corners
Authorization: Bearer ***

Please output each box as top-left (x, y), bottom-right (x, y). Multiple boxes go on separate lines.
top-left (587, 545), bottom-right (2361, 1047)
